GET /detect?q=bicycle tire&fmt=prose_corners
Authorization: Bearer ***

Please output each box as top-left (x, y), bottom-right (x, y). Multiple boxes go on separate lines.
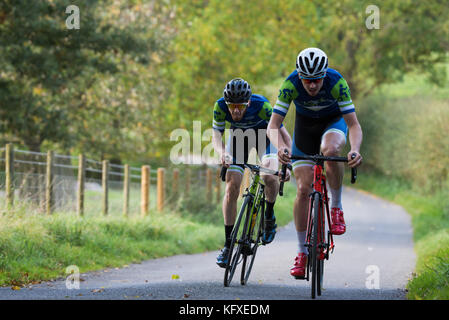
top-left (224, 196), bottom-right (251, 287)
top-left (240, 194), bottom-right (265, 285)
top-left (317, 258), bottom-right (324, 296)
top-left (310, 192), bottom-right (320, 299)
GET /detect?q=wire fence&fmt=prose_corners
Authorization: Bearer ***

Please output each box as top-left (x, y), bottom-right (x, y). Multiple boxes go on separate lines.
top-left (0, 144), bottom-right (233, 217)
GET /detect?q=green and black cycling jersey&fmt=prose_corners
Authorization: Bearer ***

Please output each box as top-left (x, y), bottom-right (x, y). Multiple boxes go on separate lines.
top-left (273, 68), bottom-right (355, 119)
top-left (212, 94), bottom-right (276, 132)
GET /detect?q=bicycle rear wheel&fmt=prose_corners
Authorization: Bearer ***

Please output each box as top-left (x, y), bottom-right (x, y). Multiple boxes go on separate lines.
top-left (224, 196), bottom-right (251, 287)
top-left (240, 197), bottom-right (264, 285)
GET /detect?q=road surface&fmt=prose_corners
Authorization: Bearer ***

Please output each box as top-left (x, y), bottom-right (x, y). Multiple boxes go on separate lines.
top-left (0, 187), bottom-right (416, 300)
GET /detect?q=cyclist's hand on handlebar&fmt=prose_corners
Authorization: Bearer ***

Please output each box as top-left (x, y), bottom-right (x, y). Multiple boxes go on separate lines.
top-left (278, 147), bottom-right (291, 165)
top-left (347, 151), bottom-right (362, 168)
top-left (221, 153), bottom-right (232, 168)
top-left (279, 167), bottom-right (291, 182)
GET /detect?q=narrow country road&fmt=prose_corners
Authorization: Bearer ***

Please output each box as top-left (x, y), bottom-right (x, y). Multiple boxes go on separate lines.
top-left (0, 187), bottom-right (416, 300)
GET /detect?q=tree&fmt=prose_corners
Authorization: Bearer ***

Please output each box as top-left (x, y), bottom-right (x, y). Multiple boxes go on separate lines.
top-left (0, 0), bottom-right (173, 156)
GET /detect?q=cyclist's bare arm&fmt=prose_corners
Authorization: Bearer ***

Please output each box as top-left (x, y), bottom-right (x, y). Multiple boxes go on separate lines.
top-left (342, 112), bottom-right (363, 168)
top-left (212, 129), bottom-right (231, 166)
top-left (268, 113), bottom-right (291, 164)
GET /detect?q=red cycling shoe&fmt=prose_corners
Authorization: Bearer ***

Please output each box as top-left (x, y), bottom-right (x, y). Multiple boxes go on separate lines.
top-left (331, 207), bottom-right (346, 235)
top-left (290, 253), bottom-right (308, 279)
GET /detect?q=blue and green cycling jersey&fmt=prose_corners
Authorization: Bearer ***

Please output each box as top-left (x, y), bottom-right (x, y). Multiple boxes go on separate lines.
top-left (213, 94), bottom-right (280, 132)
top-left (273, 68), bottom-right (355, 119)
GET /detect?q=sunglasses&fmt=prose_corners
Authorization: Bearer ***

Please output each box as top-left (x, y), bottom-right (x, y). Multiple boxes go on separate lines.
top-left (226, 102), bottom-right (249, 111)
top-left (301, 78), bottom-right (323, 84)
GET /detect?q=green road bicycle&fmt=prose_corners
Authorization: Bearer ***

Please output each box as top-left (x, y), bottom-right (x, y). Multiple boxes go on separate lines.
top-left (221, 164), bottom-right (290, 287)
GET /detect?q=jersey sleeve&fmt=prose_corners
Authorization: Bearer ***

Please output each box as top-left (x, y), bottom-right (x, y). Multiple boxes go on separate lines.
top-left (212, 102), bottom-right (226, 132)
top-left (273, 79), bottom-right (298, 118)
top-left (258, 101), bottom-right (284, 127)
top-left (330, 77), bottom-right (355, 114)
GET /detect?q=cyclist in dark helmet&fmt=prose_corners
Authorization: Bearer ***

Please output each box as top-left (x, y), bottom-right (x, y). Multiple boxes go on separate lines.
top-left (212, 78), bottom-right (292, 268)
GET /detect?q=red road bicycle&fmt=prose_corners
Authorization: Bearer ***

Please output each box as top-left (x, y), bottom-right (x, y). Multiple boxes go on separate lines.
top-left (279, 153), bottom-right (357, 299)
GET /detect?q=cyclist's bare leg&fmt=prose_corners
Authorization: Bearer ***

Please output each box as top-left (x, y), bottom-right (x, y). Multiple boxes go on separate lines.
top-left (261, 157), bottom-right (279, 202)
top-left (320, 132), bottom-right (346, 191)
top-left (223, 170), bottom-right (243, 225)
top-left (293, 165), bottom-right (314, 232)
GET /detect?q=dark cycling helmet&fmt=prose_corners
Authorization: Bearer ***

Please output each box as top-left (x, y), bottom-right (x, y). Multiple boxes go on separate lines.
top-left (223, 78), bottom-right (252, 103)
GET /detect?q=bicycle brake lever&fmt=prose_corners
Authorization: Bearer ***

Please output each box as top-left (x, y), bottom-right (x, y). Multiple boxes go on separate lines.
top-left (220, 166), bottom-right (227, 182)
top-left (350, 153), bottom-right (357, 184)
top-left (279, 164), bottom-right (287, 196)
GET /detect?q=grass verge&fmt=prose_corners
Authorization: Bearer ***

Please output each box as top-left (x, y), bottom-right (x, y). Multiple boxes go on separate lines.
top-left (0, 183), bottom-right (296, 287)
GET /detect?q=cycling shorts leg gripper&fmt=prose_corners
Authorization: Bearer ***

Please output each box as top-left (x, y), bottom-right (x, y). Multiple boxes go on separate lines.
top-left (261, 153), bottom-right (277, 162)
top-left (227, 164), bottom-right (245, 175)
top-left (292, 159), bottom-right (314, 170)
top-left (321, 117), bottom-right (348, 143)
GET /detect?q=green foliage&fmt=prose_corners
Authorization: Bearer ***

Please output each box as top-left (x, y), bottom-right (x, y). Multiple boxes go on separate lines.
top-left (357, 71), bottom-right (449, 194)
top-left (0, 0), bottom-right (176, 160)
top-left (316, 0), bottom-right (449, 97)
top-left (166, 0), bottom-right (318, 143)
top-left (1, 0), bottom-right (447, 163)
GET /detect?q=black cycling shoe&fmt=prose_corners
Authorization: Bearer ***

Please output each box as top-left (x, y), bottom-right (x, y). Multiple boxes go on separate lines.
top-left (262, 215), bottom-right (277, 245)
top-left (216, 247), bottom-right (230, 268)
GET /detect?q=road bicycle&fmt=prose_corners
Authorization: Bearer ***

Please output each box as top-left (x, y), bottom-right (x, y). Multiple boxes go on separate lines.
top-left (221, 163), bottom-right (290, 287)
top-left (279, 153), bottom-right (357, 299)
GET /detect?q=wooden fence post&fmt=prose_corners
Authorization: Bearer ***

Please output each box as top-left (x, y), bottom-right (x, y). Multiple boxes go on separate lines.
top-left (216, 167), bottom-right (221, 204)
top-left (46, 150), bottom-right (54, 215)
top-left (172, 168), bottom-right (179, 199)
top-left (157, 168), bottom-right (165, 211)
top-left (206, 168), bottom-right (212, 199)
top-left (141, 165), bottom-right (150, 217)
top-left (102, 160), bottom-right (109, 216)
top-left (5, 143), bottom-right (14, 208)
top-left (185, 167), bottom-right (190, 197)
top-left (77, 154), bottom-right (85, 216)
top-left (123, 164), bottom-right (130, 217)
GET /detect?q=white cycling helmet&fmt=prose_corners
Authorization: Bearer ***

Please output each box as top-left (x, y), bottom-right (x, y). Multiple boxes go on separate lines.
top-left (296, 47), bottom-right (328, 79)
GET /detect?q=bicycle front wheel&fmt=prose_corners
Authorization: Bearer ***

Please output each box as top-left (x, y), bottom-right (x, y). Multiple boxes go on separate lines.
top-left (224, 196), bottom-right (251, 287)
top-left (240, 198), bottom-right (264, 285)
top-left (310, 192), bottom-right (321, 299)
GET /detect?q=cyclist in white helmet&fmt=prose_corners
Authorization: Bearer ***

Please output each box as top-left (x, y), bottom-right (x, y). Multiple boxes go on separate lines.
top-left (267, 48), bottom-right (363, 279)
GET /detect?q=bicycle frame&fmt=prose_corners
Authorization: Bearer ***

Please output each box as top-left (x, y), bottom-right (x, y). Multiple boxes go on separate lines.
top-left (244, 170), bottom-right (265, 232)
top-left (305, 161), bottom-right (334, 267)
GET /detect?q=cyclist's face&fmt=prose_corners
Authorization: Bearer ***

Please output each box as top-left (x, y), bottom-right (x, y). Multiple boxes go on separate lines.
top-left (227, 101), bottom-right (249, 121)
top-left (300, 78), bottom-right (324, 96)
